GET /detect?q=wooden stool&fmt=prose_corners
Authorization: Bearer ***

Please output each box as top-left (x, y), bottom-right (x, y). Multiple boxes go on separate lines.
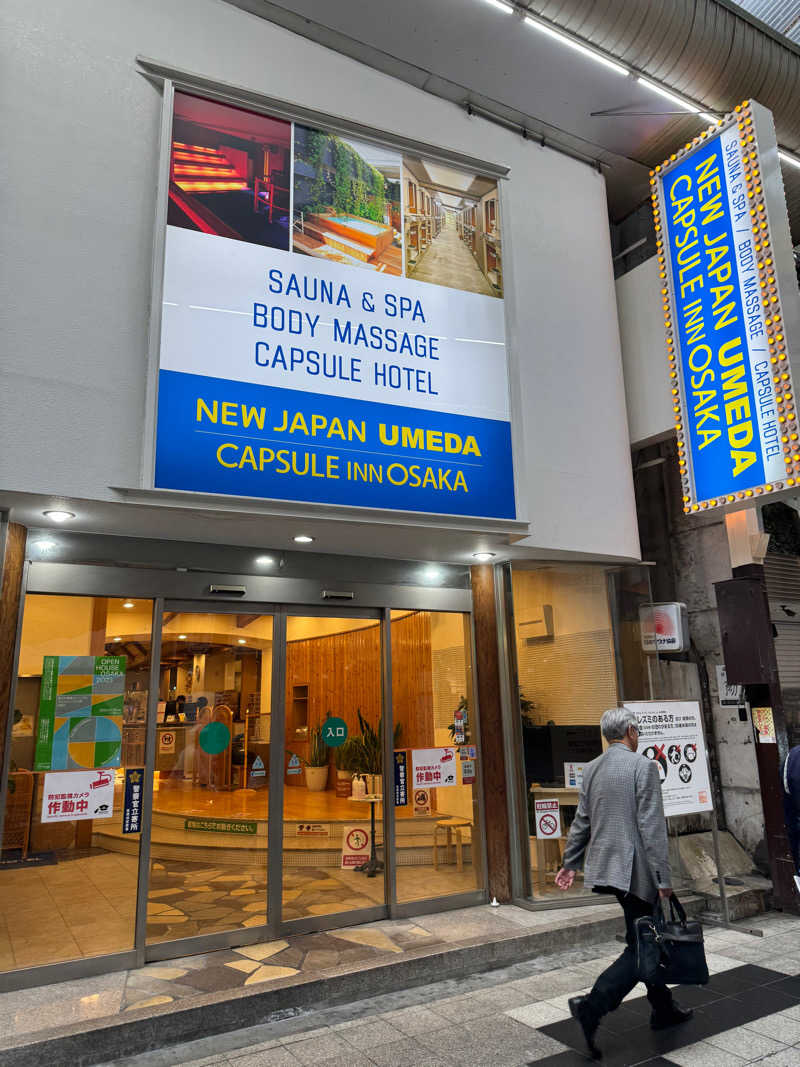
top-left (433, 817), bottom-right (471, 872)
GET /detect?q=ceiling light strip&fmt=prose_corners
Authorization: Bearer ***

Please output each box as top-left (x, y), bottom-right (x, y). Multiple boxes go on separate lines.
top-left (523, 15), bottom-right (628, 76)
top-left (478, 2), bottom-right (800, 167)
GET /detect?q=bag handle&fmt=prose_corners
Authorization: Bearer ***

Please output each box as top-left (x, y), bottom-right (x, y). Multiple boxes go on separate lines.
top-left (658, 893), bottom-right (687, 924)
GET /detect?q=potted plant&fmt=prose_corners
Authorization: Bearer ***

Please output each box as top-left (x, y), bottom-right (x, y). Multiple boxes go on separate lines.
top-left (351, 710), bottom-right (402, 795)
top-left (291, 723), bottom-right (329, 791)
top-left (334, 737), bottom-right (357, 797)
top-left (520, 690), bottom-right (537, 728)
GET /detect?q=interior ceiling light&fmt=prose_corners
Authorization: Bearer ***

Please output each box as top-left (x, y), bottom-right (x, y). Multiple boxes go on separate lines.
top-left (178, 634), bottom-right (187, 640)
top-left (238, 638), bottom-right (246, 645)
top-left (483, 0), bottom-right (514, 11)
top-left (472, 552), bottom-right (497, 561)
top-left (636, 77), bottom-right (699, 113)
top-left (112, 637), bottom-right (121, 642)
top-left (423, 566), bottom-right (443, 582)
top-left (779, 150), bottom-right (800, 170)
top-left (523, 16), bottom-right (628, 76)
top-left (255, 555), bottom-right (274, 565)
top-left (700, 113), bottom-right (717, 124)
top-left (43, 509), bottom-right (75, 522)
top-left (293, 535), bottom-right (314, 544)
top-left (122, 600), bottom-right (135, 609)
top-left (35, 539), bottom-right (56, 551)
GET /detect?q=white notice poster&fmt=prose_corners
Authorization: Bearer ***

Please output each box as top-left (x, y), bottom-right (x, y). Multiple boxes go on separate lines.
top-left (625, 701), bottom-right (713, 817)
top-left (411, 748), bottom-right (457, 788)
top-left (41, 769), bottom-right (115, 823)
top-left (534, 798), bottom-right (562, 839)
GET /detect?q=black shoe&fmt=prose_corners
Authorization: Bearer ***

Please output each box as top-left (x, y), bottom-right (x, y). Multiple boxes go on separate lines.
top-left (650, 1004), bottom-right (694, 1030)
top-left (568, 995), bottom-right (602, 1059)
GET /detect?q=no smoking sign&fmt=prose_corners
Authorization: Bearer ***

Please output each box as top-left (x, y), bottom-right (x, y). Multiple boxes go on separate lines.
top-left (534, 798), bottom-right (562, 839)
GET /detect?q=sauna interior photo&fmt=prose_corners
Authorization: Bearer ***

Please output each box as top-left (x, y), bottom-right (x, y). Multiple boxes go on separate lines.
top-left (4, 593), bottom-right (479, 968)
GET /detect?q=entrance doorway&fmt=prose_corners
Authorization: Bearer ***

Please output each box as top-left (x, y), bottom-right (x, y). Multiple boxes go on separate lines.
top-left (1, 588), bottom-right (484, 981)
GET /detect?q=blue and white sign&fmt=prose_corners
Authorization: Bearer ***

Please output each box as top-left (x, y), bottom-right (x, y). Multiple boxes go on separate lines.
top-left (122, 767), bottom-right (144, 834)
top-left (155, 230), bottom-right (513, 518)
top-left (153, 95), bottom-right (515, 521)
top-left (654, 100), bottom-right (800, 511)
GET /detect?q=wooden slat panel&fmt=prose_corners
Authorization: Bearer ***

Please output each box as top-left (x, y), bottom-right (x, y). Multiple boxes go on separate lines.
top-left (391, 611), bottom-right (434, 750)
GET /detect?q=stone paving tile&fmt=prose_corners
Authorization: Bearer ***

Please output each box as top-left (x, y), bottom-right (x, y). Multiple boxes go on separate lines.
top-left (224, 1049), bottom-right (299, 1067)
top-left (380, 1004), bottom-right (452, 1036)
top-left (754, 1050), bottom-right (800, 1067)
top-left (703, 1023), bottom-right (787, 1060)
top-left (364, 1036), bottom-right (456, 1066)
top-left (664, 1040), bottom-right (747, 1066)
top-left (338, 1018), bottom-right (407, 1049)
top-left (278, 1032), bottom-right (352, 1065)
top-left (743, 1010), bottom-right (800, 1043)
top-left (506, 1001), bottom-right (571, 1028)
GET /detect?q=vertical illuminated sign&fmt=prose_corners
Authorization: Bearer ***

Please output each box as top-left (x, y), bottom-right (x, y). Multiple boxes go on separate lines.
top-left (651, 101), bottom-right (800, 513)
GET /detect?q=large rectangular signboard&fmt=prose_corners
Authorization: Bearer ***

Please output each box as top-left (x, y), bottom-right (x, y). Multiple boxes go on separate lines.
top-left (153, 92), bottom-right (514, 519)
top-left (651, 100), bottom-right (800, 513)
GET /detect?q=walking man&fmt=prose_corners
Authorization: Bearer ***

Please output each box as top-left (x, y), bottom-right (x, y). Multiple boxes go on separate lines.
top-left (782, 744), bottom-right (800, 895)
top-left (555, 706), bottom-right (691, 1059)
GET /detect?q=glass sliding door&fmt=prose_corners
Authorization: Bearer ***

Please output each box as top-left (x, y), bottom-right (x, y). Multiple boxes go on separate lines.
top-left (390, 610), bottom-right (482, 903)
top-left (0, 595), bottom-right (152, 972)
top-left (145, 610), bottom-right (273, 944)
top-left (282, 614), bottom-right (384, 921)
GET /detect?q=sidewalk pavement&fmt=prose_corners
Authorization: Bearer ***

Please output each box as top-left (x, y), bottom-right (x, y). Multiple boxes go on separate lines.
top-left (98, 908), bottom-right (800, 1067)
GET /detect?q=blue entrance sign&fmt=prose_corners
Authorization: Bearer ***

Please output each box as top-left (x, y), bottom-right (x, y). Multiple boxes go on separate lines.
top-left (653, 100), bottom-right (800, 512)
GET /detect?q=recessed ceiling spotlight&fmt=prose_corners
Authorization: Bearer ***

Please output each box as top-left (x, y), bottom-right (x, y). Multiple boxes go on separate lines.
top-left (238, 638), bottom-right (246, 645)
top-left (293, 535), bottom-right (314, 544)
top-left (255, 555), bottom-right (274, 565)
top-left (112, 637), bottom-right (121, 642)
top-left (123, 600), bottom-right (135, 609)
top-left (43, 510), bottom-right (75, 522)
top-left (472, 552), bottom-right (497, 562)
top-left (178, 634), bottom-right (187, 640)
top-left (422, 566), bottom-right (443, 582)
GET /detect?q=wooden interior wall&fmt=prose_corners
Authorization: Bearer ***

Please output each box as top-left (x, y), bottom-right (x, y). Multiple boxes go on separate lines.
top-left (286, 624), bottom-right (382, 743)
top-left (284, 612), bottom-right (435, 753)
top-left (390, 611), bottom-right (434, 750)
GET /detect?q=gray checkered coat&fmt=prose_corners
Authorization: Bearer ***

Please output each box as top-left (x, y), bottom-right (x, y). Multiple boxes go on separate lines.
top-left (561, 743), bottom-right (671, 901)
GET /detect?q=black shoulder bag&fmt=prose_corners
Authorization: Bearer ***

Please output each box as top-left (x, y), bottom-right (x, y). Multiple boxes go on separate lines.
top-left (634, 894), bottom-right (709, 986)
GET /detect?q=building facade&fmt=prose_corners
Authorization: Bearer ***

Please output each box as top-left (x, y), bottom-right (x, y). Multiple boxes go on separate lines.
top-left (3, 0), bottom-right (792, 993)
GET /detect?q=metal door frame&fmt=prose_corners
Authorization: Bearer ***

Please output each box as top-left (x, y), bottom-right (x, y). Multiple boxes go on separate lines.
top-left (142, 600), bottom-right (390, 963)
top-left (1, 564), bottom-right (486, 988)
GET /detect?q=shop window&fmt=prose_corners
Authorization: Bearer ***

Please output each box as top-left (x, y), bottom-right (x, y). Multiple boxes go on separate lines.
top-left (391, 610), bottom-right (483, 903)
top-left (510, 566), bottom-right (616, 900)
top-left (0, 595), bottom-right (153, 972)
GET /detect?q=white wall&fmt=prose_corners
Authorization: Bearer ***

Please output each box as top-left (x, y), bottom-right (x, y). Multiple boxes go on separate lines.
top-left (0, 0), bottom-right (639, 561)
top-left (615, 258), bottom-right (674, 447)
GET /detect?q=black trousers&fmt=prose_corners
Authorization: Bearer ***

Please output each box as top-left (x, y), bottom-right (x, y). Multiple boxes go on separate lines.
top-left (587, 890), bottom-right (674, 1019)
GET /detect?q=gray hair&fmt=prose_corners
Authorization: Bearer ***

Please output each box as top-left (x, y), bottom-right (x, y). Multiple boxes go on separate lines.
top-left (600, 706), bottom-right (639, 742)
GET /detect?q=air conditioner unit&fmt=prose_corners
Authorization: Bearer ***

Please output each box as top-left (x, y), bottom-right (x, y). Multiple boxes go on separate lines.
top-left (519, 604), bottom-right (554, 643)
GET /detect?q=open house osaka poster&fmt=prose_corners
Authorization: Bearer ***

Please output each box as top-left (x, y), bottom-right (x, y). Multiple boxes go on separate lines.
top-left (153, 91), bottom-right (515, 519)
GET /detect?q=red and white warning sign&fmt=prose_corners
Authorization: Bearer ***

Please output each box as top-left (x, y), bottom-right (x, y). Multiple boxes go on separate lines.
top-left (341, 824), bottom-right (371, 869)
top-left (534, 798), bottom-right (562, 839)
